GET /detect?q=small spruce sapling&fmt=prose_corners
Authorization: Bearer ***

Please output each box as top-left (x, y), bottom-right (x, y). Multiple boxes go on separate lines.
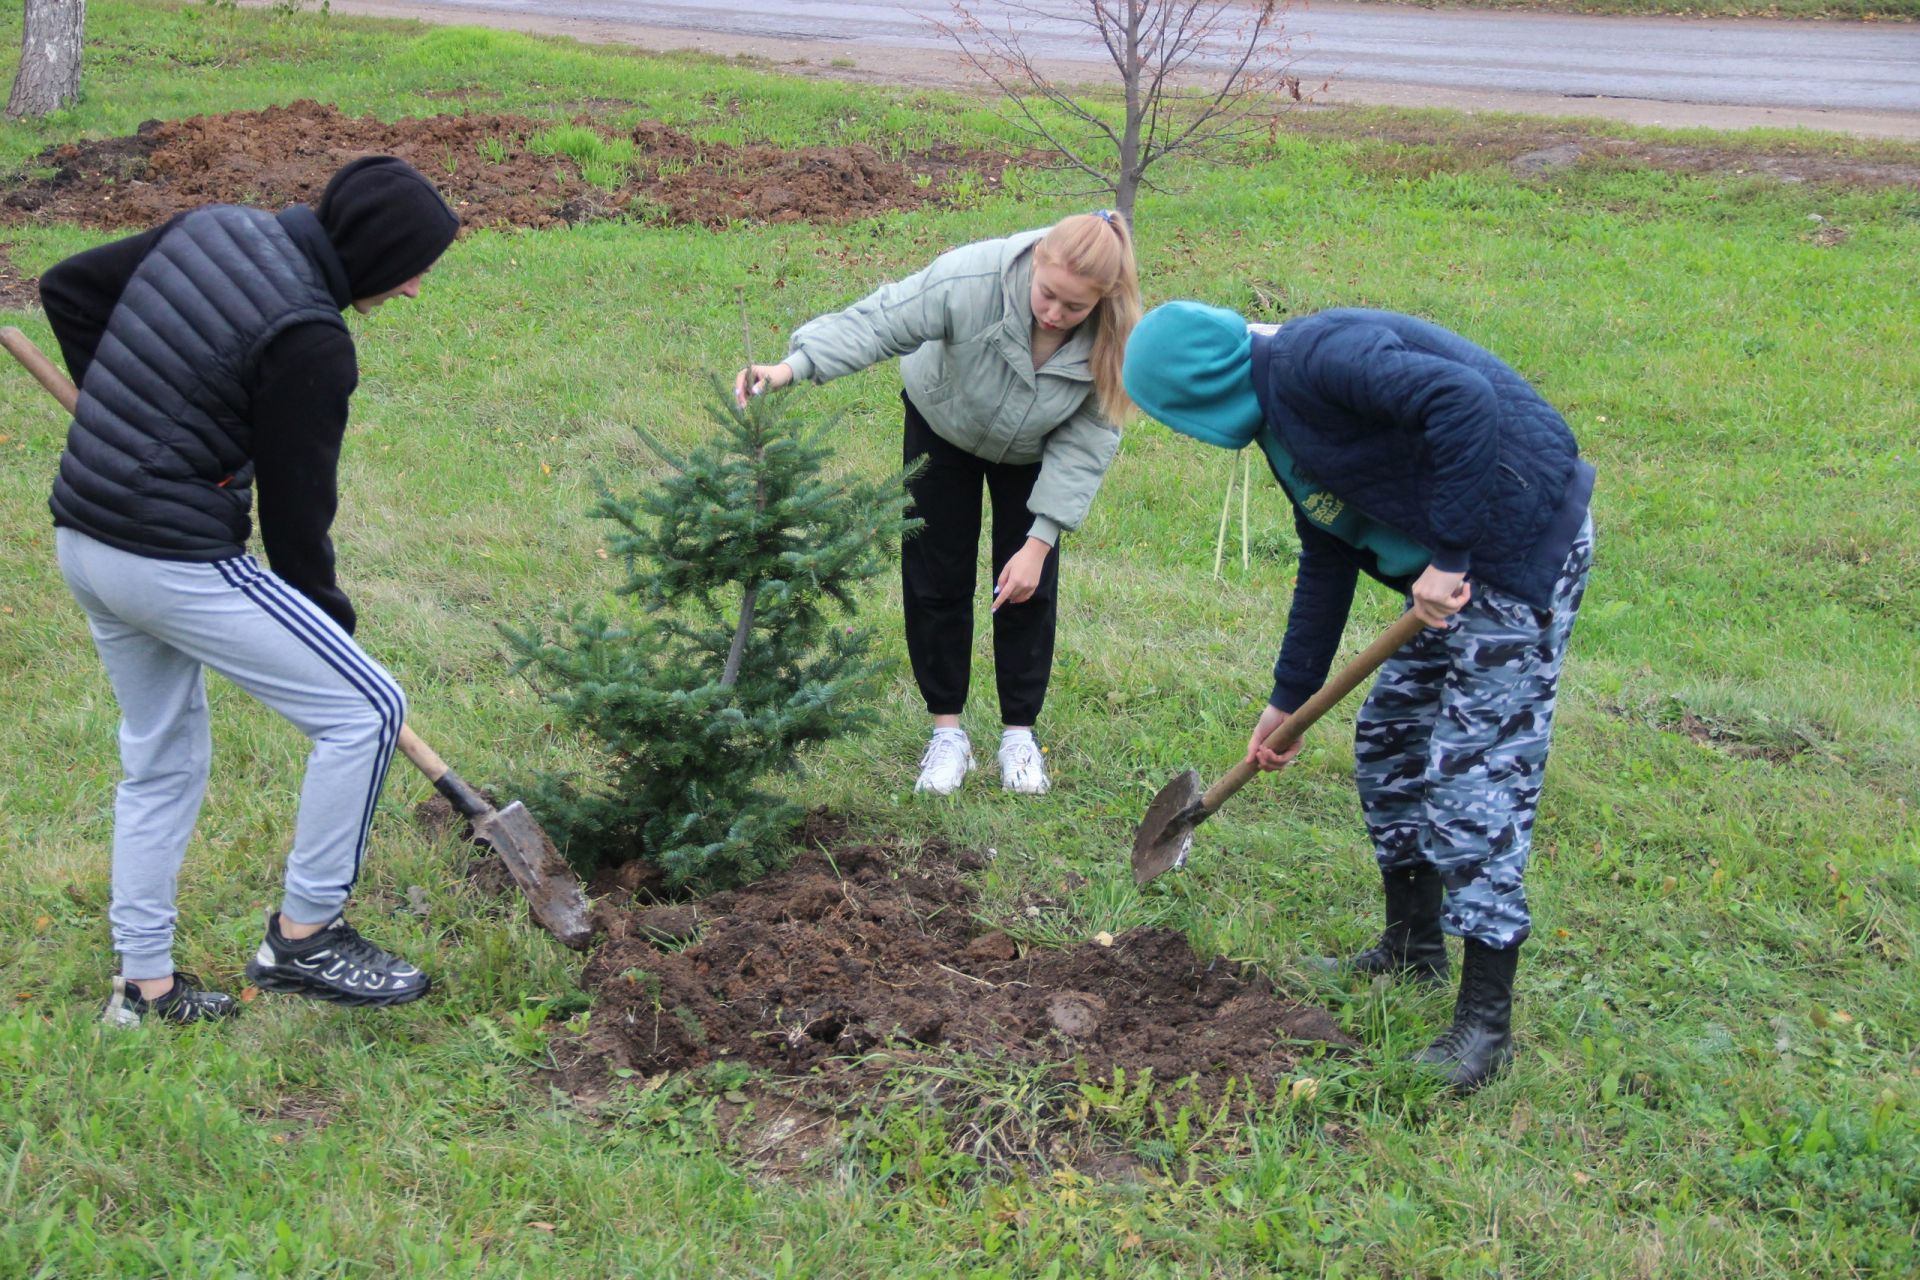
top-left (506, 346), bottom-right (918, 887)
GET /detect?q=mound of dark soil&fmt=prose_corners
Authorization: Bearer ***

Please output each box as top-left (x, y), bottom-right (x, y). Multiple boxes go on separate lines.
top-left (560, 831), bottom-right (1353, 1108)
top-left (1, 98), bottom-right (1003, 233)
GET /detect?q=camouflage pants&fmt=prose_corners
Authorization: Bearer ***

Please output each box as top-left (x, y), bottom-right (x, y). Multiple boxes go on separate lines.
top-left (1353, 516), bottom-right (1593, 948)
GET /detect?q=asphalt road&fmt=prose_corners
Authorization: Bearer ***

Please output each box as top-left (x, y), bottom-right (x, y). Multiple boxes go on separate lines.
top-left (650, 0), bottom-right (1919, 112)
top-left (310, 0), bottom-right (1920, 138)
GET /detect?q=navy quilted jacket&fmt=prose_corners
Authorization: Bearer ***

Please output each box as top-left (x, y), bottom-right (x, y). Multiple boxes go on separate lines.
top-left (1250, 309), bottom-right (1595, 709)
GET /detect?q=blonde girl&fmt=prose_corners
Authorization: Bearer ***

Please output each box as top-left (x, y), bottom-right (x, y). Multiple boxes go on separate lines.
top-left (736, 212), bottom-right (1141, 795)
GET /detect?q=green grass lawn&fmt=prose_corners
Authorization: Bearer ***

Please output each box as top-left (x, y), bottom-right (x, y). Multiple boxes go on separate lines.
top-left (2, 3), bottom-right (1917, 1276)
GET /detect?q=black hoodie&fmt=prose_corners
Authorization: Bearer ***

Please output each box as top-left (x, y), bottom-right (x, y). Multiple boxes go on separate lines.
top-left (42, 210), bottom-right (362, 634)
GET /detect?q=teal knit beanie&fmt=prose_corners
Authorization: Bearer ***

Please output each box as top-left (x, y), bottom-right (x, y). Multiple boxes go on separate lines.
top-left (1121, 301), bottom-right (1264, 449)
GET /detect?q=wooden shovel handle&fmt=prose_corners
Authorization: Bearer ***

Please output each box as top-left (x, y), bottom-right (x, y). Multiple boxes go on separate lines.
top-left (396, 724), bottom-right (449, 780)
top-left (1200, 610), bottom-right (1428, 815)
top-left (1, 326), bottom-right (79, 414)
top-left (397, 724), bottom-right (497, 820)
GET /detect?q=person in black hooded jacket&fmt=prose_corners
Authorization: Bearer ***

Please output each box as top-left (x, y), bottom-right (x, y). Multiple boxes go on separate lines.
top-left (44, 156), bottom-right (460, 1026)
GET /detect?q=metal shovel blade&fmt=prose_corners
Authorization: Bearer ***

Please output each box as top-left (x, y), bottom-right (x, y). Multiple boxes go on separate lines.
top-left (1131, 769), bottom-right (1205, 886)
top-left (474, 800), bottom-right (594, 949)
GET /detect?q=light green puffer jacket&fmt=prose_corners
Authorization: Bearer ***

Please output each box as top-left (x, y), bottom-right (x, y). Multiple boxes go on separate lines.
top-left (780, 228), bottom-right (1121, 545)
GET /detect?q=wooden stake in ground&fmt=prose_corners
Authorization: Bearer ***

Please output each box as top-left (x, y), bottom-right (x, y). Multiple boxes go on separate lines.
top-left (1213, 450), bottom-right (1235, 579)
top-left (1242, 449), bottom-right (1252, 572)
top-left (1213, 449), bottom-right (1257, 578)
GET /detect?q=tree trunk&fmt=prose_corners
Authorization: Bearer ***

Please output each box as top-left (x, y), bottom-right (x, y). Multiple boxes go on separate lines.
top-left (721, 583), bottom-right (757, 689)
top-left (1115, 111), bottom-right (1142, 224)
top-left (1115, 0), bottom-right (1144, 225)
top-left (7, 0), bottom-right (85, 121)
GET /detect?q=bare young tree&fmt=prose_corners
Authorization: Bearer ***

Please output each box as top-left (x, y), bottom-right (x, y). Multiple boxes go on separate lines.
top-left (8, 0), bottom-right (86, 121)
top-left (936, 0), bottom-right (1314, 224)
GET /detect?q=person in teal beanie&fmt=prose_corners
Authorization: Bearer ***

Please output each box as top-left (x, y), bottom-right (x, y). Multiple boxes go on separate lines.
top-left (1123, 301), bottom-right (1595, 1092)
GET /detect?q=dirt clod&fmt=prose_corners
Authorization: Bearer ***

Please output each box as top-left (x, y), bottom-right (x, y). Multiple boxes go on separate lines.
top-left (1046, 992), bottom-right (1105, 1038)
top-left (630, 905), bottom-right (700, 948)
top-left (1510, 143), bottom-right (1583, 176)
top-left (966, 930), bottom-right (1019, 962)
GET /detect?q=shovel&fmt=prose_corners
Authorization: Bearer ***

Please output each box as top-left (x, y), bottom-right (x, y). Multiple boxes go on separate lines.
top-left (1131, 610), bottom-right (1428, 885)
top-left (395, 727), bottom-right (592, 949)
top-left (2, 325), bottom-right (593, 950)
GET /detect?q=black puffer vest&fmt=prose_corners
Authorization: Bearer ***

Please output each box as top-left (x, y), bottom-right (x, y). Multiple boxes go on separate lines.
top-left (49, 205), bottom-right (350, 560)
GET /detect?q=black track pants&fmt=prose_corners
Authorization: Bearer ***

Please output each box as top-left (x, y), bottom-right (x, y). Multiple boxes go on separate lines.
top-left (900, 394), bottom-right (1059, 726)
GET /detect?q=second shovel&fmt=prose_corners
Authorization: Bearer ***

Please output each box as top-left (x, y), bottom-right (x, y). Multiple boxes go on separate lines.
top-left (1131, 610), bottom-right (1428, 886)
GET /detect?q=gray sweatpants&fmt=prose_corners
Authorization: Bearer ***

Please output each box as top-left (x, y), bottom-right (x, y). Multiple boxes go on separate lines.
top-left (56, 528), bottom-right (405, 981)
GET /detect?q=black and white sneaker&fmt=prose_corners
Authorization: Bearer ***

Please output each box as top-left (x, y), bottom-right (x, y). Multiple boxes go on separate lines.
top-left (246, 912), bottom-right (432, 1007)
top-left (100, 971), bottom-right (241, 1027)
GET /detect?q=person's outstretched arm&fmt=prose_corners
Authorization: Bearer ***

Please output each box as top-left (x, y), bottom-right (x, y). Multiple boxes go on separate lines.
top-left (735, 240), bottom-right (1003, 405)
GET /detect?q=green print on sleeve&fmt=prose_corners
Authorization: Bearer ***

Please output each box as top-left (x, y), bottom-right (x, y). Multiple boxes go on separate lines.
top-left (1254, 426), bottom-right (1432, 578)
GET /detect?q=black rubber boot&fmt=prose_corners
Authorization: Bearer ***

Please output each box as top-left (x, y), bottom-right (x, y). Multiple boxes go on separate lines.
top-left (1320, 864), bottom-right (1449, 985)
top-left (1413, 938), bottom-right (1519, 1092)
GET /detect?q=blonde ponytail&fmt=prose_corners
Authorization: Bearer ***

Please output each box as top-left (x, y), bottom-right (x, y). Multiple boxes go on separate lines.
top-left (1035, 211), bottom-right (1142, 424)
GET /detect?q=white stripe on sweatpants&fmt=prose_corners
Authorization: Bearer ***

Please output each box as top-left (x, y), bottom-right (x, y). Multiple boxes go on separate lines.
top-left (56, 528), bottom-right (405, 981)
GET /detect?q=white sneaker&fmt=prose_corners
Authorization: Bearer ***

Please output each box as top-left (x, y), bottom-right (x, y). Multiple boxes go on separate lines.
top-left (914, 731), bottom-right (975, 796)
top-left (998, 732), bottom-right (1051, 795)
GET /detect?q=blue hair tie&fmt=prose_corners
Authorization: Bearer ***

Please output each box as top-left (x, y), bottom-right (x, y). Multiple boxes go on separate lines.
top-left (1093, 208), bottom-right (1117, 224)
